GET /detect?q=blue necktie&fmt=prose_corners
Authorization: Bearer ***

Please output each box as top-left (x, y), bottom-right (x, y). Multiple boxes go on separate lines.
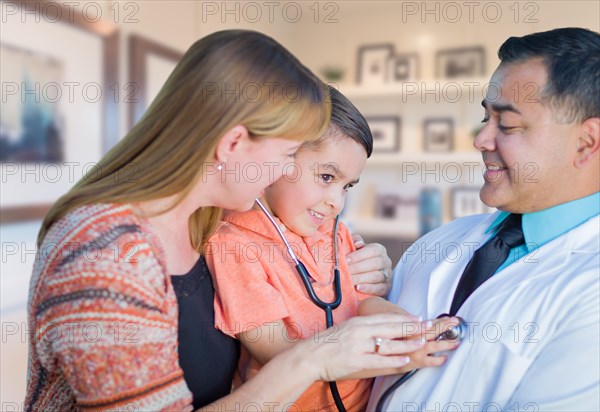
top-left (449, 213), bottom-right (525, 316)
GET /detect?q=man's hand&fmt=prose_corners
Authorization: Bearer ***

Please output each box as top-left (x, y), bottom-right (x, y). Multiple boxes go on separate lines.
top-left (347, 234), bottom-right (393, 297)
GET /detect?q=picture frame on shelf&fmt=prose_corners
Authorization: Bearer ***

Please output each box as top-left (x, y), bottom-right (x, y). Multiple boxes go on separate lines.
top-left (366, 116), bottom-right (401, 153)
top-left (423, 118), bottom-right (454, 152)
top-left (0, 1), bottom-right (118, 223)
top-left (356, 44), bottom-right (394, 86)
top-left (435, 46), bottom-right (486, 79)
top-left (386, 53), bottom-right (419, 83)
top-left (375, 194), bottom-right (401, 219)
top-left (450, 187), bottom-right (491, 219)
top-left (374, 192), bottom-right (419, 221)
top-left (129, 35), bottom-right (183, 128)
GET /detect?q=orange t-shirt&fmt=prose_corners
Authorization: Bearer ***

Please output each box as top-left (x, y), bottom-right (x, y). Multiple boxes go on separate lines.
top-left (206, 209), bottom-right (372, 411)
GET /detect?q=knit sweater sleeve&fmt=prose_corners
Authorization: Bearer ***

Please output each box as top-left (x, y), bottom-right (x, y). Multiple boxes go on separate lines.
top-left (25, 204), bottom-right (193, 411)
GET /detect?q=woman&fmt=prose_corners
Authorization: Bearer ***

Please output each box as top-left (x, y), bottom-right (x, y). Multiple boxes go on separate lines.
top-left (25, 30), bottom-right (449, 411)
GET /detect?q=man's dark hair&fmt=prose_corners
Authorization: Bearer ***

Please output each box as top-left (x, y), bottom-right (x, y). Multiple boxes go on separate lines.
top-left (498, 27), bottom-right (600, 123)
top-left (301, 85), bottom-right (373, 157)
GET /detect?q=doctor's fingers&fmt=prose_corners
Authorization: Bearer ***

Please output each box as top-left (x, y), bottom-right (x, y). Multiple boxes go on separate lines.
top-left (349, 250), bottom-right (393, 296)
top-left (352, 267), bottom-right (390, 285)
top-left (351, 233), bottom-right (366, 248)
top-left (346, 242), bottom-right (392, 273)
top-left (353, 274), bottom-right (392, 296)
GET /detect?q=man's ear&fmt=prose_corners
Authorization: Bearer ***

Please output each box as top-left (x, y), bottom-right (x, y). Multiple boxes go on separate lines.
top-left (214, 125), bottom-right (250, 163)
top-left (574, 117), bottom-right (600, 168)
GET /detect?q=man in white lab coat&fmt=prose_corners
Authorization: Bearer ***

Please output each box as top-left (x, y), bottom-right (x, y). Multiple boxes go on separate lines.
top-left (368, 27), bottom-right (600, 411)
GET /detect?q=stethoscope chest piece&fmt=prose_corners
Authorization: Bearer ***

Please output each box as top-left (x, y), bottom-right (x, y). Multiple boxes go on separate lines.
top-left (435, 316), bottom-right (467, 342)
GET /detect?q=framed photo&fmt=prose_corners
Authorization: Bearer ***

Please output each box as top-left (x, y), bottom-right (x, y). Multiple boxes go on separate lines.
top-left (356, 44), bottom-right (394, 86)
top-left (1, 44), bottom-right (65, 164)
top-left (435, 46), bottom-right (486, 79)
top-left (451, 187), bottom-right (492, 219)
top-left (374, 191), bottom-right (419, 221)
top-left (386, 53), bottom-right (419, 83)
top-left (129, 35), bottom-right (183, 128)
top-left (1, 1), bottom-right (118, 223)
top-left (375, 194), bottom-right (401, 219)
top-left (423, 118), bottom-right (454, 152)
top-left (366, 116), bottom-right (401, 153)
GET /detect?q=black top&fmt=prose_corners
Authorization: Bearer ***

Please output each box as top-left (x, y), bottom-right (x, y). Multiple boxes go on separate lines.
top-left (171, 256), bottom-right (240, 409)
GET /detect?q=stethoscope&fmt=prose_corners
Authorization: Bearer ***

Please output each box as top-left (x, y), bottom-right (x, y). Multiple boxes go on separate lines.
top-left (255, 199), bottom-right (347, 412)
top-left (256, 199), bottom-right (468, 412)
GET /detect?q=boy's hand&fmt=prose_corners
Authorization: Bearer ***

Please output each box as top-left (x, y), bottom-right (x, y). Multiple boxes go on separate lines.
top-left (347, 234), bottom-right (393, 297)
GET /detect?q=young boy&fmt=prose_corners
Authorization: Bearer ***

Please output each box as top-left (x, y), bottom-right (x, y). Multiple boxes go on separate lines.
top-left (206, 87), bottom-right (455, 411)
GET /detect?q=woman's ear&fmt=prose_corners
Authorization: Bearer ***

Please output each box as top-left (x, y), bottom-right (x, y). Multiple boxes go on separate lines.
top-left (574, 117), bottom-right (600, 168)
top-left (214, 125), bottom-right (250, 163)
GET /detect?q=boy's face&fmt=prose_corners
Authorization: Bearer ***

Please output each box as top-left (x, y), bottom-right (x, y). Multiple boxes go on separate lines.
top-left (264, 134), bottom-right (368, 237)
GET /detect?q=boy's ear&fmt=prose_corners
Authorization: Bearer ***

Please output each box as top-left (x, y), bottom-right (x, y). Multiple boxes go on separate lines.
top-left (574, 117), bottom-right (600, 168)
top-left (214, 125), bottom-right (250, 163)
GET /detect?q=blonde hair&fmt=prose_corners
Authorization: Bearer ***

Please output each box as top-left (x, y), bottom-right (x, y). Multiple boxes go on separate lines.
top-left (38, 30), bottom-right (331, 251)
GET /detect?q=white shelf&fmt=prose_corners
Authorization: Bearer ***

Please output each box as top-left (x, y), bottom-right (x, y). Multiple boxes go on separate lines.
top-left (367, 151), bottom-right (483, 166)
top-left (346, 218), bottom-right (419, 239)
top-left (339, 78), bottom-right (489, 99)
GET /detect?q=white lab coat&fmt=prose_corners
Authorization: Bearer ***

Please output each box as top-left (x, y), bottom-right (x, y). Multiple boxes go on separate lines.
top-left (368, 212), bottom-right (600, 411)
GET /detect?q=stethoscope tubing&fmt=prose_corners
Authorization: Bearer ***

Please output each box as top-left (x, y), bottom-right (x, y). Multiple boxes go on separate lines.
top-left (255, 199), bottom-right (343, 313)
top-left (255, 199), bottom-right (347, 412)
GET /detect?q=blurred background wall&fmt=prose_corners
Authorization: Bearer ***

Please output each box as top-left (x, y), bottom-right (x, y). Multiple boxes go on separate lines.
top-left (1, 0), bottom-right (598, 406)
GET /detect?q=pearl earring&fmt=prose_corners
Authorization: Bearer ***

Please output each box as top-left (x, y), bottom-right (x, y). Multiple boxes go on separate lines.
top-left (217, 164), bottom-right (223, 171)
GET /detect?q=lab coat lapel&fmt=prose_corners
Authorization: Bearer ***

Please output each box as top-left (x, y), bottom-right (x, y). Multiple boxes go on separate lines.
top-left (450, 215), bottom-right (592, 320)
top-left (426, 213), bottom-right (498, 319)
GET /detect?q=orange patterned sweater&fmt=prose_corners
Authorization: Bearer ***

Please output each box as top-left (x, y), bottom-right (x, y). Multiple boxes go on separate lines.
top-left (25, 203), bottom-right (193, 411)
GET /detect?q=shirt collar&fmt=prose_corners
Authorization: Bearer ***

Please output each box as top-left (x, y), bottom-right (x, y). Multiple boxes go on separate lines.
top-left (485, 192), bottom-right (600, 251)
